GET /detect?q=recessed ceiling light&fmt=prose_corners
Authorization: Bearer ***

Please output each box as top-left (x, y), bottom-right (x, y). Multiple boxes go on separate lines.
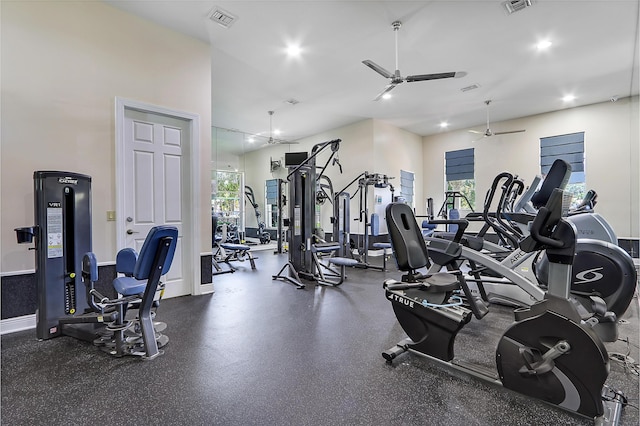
top-left (381, 93), bottom-right (392, 100)
top-left (286, 44), bottom-right (302, 57)
top-left (562, 94), bottom-right (576, 102)
top-left (247, 136), bottom-right (255, 143)
top-left (273, 129), bottom-right (282, 136)
top-left (439, 121), bottom-right (449, 128)
top-left (536, 40), bottom-right (552, 50)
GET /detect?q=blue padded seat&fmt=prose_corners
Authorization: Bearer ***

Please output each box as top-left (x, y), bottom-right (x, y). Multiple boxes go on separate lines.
top-left (312, 243), bottom-right (341, 253)
top-left (421, 221), bottom-right (437, 238)
top-left (216, 241), bottom-right (257, 270)
top-left (328, 257), bottom-right (359, 267)
top-left (113, 226), bottom-right (178, 297)
top-left (116, 248), bottom-right (137, 277)
top-left (373, 242), bottom-right (392, 249)
top-left (113, 276), bottom-right (147, 297)
top-left (220, 243), bottom-right (250, 251)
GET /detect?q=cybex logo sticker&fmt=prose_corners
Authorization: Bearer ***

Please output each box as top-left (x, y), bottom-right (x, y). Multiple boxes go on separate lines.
top-left (574, 267), bottom-right (604, 285)
top-left (58, 177), bottom-right (78, 185)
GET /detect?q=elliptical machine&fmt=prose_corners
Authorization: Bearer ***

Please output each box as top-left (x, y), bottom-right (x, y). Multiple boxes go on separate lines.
top-left (382, 189), bottom-right (625, 425)
top-left (427, 166), bottom-right (636, 319)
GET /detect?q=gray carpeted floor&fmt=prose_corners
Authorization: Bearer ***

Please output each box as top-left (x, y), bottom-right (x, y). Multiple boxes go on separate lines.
top-left (2, 252), bottom-right (638, 425)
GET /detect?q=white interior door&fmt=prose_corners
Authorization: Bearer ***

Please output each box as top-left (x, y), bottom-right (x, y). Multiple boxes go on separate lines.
top-left (122, 108), bottom-right (188, 297)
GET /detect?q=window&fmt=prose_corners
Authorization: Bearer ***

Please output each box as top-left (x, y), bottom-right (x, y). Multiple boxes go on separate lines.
top-left (445, 148), bottom-right (475, 210)
top-left (540, 132), bottom-right (585, 206)
top-left (265, 179), bottom-right (279, 228)
top-left (399, 170), bottom-right (415, 207)
top-left (212, 170), bottom-right (243, 230)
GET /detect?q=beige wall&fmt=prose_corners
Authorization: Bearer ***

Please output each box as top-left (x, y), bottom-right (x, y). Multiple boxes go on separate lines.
top-left (1, 1), bottom-right (212, 272)
top-left (240, 119), bottom-right (425, 236)
top-left (423, 96), bottom-right (640, 238)
top-left (373, 119), bottom-right (423, 211)
top-left (243, 119), bottom-right (375, 234)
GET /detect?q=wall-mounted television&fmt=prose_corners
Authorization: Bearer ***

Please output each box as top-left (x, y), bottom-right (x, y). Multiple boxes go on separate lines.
top-left (284, 152), bottom-right (308, 167)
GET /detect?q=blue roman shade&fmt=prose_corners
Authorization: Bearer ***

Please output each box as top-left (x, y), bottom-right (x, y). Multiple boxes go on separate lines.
top-left (265, 179), bottom-right (278, 204)
top-left (540, 132), bottom-right (584, 174)
top-left (400, 170), bottom-right (414, 205)
top-left (445, 148), bottom-right (474, 181)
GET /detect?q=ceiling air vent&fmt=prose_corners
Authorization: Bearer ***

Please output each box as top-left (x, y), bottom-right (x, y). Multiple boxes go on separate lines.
top-left (208, 7), bottom-right (237, 28)
top-left (503, 0), bottom-right (533, 14)
top-left (460, 84), bottom-right (480, 93)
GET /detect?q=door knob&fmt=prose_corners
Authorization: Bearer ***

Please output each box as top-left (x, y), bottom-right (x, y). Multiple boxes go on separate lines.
top-left (126, 229), bottom-right (139, 235)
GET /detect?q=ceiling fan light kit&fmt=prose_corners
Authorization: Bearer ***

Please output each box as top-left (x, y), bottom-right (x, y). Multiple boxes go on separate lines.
top-left (363, 20), bottom-right (466, 101)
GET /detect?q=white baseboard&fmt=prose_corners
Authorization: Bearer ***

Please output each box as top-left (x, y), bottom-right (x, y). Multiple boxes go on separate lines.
top-left (1, 314), bottom-right (36, 335)
top-left (197, 283), bottom-right (215, 295)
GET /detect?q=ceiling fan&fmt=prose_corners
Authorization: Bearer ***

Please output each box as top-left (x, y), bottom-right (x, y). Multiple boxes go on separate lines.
top-left (265, 110), bottom-right (297, 145)
top-left (362, 20), bottom-right (467, 101)
top-left (470, 100), bottom-right (526, 140)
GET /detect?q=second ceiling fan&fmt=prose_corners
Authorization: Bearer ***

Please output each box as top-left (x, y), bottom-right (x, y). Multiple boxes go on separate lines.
top-left (470, 100), bottom-right (526, 140)
top-left (363, 20), bottom-right (467, 101)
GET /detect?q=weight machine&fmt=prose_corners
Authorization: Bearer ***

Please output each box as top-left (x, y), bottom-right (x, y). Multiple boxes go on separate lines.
top-left (14, 171), bottom-right (176, 359)
top-left (333, 171), bottom-right (395, 270)
top-left (244, 185), bottom-right (271, 244)
top-left (272, 178), bottom-right (287, 254)
top-left (272, 139), bottom-right (342, 289)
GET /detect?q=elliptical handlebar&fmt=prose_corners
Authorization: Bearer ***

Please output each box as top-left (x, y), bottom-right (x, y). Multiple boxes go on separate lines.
top-left (483, 172), bottom-right (514, 217)
top-left (520, 188), bottom-right (575, 255)
top-left (528, 208), bottom-right (565, 249)
top-left (482, 172), bottom-right (521, 248)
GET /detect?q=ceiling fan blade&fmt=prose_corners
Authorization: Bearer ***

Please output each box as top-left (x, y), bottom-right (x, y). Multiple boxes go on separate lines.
top-left (259, 138), bottom-right (298, 149)
top-left (362, 60), bottom-right (394, 79)
top-left (373, 84), bottom-right (397, 101)
top-left (493, 129), bottom-right (526, 135)
top-left (268, 136), bottom-right (299, 145)
top-left (405, 71), bottom-right (466, 82)
top-left (468, 130), bottom-right (485, 135)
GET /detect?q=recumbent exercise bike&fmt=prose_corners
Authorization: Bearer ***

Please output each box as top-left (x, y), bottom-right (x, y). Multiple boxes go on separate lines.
top-left (382, 189), bottom-right (625, 425)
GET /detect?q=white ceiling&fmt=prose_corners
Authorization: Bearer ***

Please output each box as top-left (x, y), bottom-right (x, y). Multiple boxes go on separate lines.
top-left (104, 0), bottom-right (639, 152)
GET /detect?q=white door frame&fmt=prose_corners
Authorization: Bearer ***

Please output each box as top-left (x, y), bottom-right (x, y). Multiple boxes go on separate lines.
top-left (115, 97), bottom-right (210, 296)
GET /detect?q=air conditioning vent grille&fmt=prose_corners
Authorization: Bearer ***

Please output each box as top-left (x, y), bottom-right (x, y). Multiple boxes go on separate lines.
top-left (503, 0), bottom-right (533, 14)
top-left (461, 84), bottom-right (480, 93)
top-left (209, 8), bottom-right (237, 28)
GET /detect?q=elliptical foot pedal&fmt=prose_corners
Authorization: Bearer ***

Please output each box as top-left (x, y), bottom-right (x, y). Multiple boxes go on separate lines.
top-left (156, 334), bottom-right (169, 348)
top-left (469, 296), bottom-right (490, 319)
top-left (153, 321), bottom-right (167, 333)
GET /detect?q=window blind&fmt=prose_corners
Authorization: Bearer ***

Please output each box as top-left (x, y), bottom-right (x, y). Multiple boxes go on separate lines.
top-left (265, 179), bottom-right (278, 204)
top-left (540, 132), bottom-right (584, 174)
top-left (445, 148), bottom-right (474, 181)
top-left (400, 170), bottom-right (414, 205)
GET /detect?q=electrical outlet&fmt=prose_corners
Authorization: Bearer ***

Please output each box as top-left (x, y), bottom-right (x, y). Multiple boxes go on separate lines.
top-left (107, 211), bottom-right (116, 221)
